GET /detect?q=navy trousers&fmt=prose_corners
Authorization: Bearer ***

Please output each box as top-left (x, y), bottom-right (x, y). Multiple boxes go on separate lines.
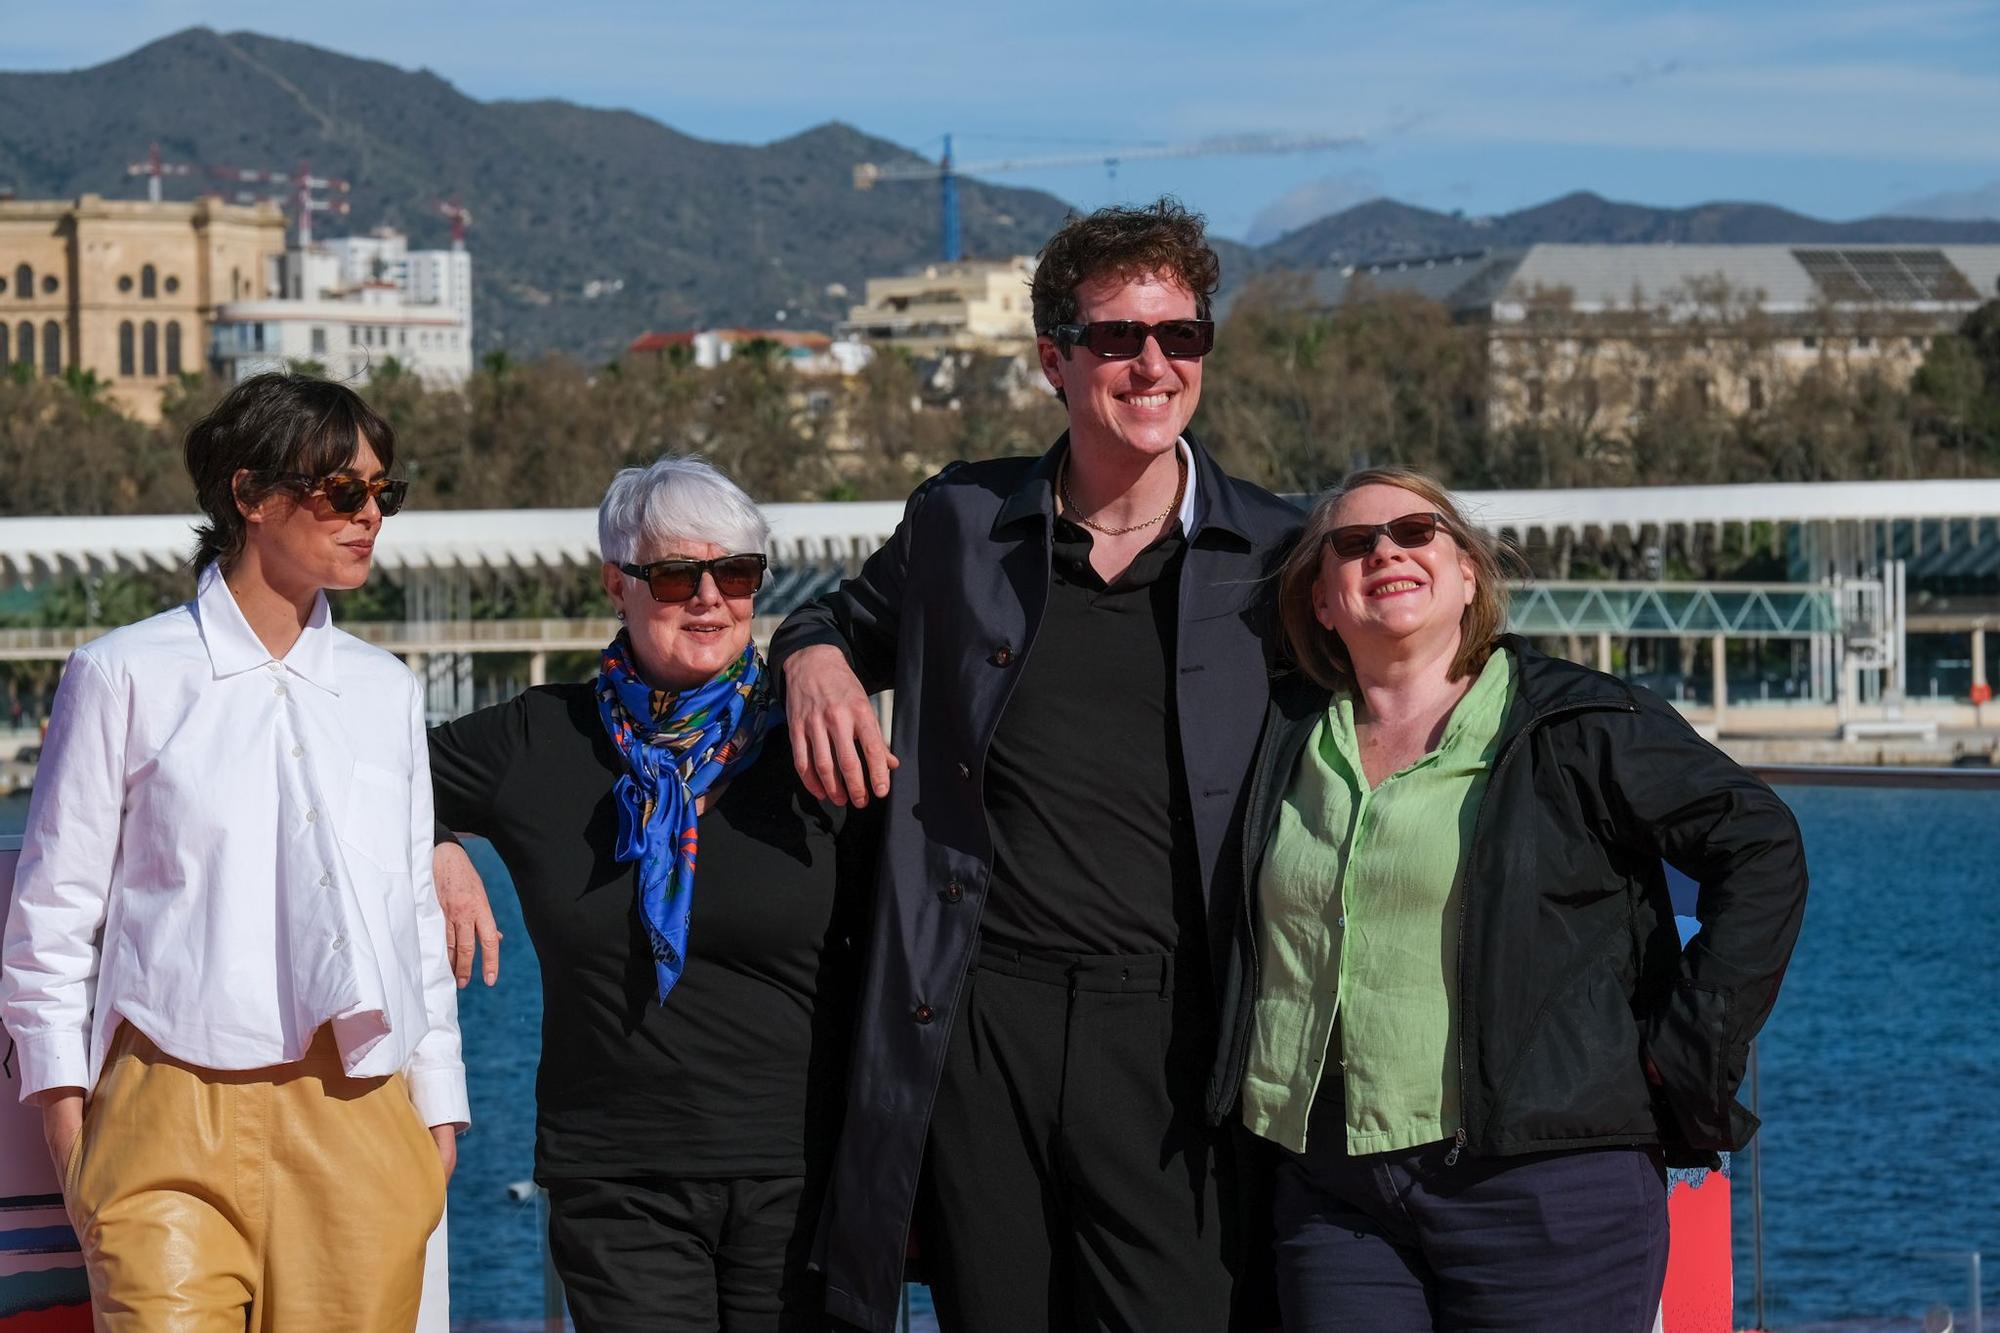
top-left (1272, 1093), bottom-right (1669, 1333)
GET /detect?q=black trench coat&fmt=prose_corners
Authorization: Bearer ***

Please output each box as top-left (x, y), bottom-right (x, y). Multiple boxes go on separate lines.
top-left (770, 434), bottom-right (1300, 1333)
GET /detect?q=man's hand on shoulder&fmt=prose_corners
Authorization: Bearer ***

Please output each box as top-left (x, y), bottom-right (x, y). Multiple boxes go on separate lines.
top-left (785, 644), bottom-right (898, 808)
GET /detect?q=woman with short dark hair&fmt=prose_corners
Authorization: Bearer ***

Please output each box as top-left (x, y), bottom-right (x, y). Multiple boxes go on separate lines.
top-left (1211, 465), bottom-right (1808, 1332)
top-left (1, 372), bottom-right (464, 1330)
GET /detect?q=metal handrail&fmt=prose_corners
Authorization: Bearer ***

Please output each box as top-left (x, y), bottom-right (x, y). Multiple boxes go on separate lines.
top-left (1749, 763), bottom-right (2000, 789)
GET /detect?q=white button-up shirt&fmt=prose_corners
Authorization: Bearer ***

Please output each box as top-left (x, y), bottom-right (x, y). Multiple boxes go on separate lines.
top-left (0, 566), bottom-right (468, 1128)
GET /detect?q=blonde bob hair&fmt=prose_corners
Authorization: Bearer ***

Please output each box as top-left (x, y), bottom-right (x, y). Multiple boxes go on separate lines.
top-left (1277, 466), bottom-right (1518, 689)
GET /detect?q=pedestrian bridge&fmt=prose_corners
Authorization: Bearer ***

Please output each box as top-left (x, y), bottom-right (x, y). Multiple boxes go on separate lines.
top-left (2, 477), bottom-right (1993, 716)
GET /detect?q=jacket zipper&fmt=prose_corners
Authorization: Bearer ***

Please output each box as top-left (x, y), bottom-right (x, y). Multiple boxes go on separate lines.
top-left (1449, 695), bottom-right (1636, 1164)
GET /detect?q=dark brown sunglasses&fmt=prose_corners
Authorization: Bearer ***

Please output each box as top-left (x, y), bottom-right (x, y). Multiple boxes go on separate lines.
top-left (1324, 512), bottom-right (1448, 560)
top-left (278, 472), bottom-right (410, 517)
top-left (619, 553), bottom-right (768, 603)
top-left (1050, 318), bottom-right (1215, 360)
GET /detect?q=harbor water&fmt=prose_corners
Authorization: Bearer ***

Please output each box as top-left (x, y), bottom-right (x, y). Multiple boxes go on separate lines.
top-left (4, 785), bottom-right (1993, 1328)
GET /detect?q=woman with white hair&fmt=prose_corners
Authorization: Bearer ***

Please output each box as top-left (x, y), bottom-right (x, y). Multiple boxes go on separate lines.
top-left (427, 456), bottom-right (874, 1331)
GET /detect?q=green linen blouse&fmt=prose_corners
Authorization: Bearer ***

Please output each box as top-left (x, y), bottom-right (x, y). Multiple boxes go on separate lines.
top-left (1240, 647), bottom-right (1516, 1155)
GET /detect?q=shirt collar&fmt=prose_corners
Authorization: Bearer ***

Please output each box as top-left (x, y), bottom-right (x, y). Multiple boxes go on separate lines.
top-left (995, 433), bottom-right (1207, 537)
top-left (194, 563), bottom-right (340, 694)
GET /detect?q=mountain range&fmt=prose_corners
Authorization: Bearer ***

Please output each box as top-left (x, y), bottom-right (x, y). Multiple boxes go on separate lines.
top-left (5, 28), bottom-right (1999, 364)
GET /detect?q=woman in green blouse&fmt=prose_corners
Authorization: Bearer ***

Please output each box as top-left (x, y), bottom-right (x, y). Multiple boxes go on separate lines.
top-left (1211, 467), bottom-right (1807, 1332)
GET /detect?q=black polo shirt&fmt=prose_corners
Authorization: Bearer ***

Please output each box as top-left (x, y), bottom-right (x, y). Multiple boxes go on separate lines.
top-left (979, 516), bottom-right (1204, 958)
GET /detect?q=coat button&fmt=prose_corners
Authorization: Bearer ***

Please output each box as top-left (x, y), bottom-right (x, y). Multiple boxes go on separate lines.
top-left (990, 644), bottom-right (1013, 666)
top-left (956, 762), bottom-right (971, 781)
top-left (940, 881), bottom-right (964, 903)
top-left (914, 1004), bottom-right (936, 1024)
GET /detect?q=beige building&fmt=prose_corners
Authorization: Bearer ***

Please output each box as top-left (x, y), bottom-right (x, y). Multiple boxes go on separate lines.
top-left (0, 193), bottom-right (288, 419)
top-left (838, 256), bottom-right (1037, 356)
top-left (1299, 244), bottom-right (2000, 431)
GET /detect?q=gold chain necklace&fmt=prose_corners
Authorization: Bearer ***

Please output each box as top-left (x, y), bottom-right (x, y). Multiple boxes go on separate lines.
top-left (1060, 454), bottom-right (1187, 537)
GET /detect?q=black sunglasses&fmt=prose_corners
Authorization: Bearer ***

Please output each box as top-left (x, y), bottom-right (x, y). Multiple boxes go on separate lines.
top-left (1049, 319), bottom-right (1215, 360)
top-left (1324, 512), bottom-right (1449, 560)
top-left (278, 472), bottom-right (410, 516)
top-left (618, 553), bottom-right (768, 603)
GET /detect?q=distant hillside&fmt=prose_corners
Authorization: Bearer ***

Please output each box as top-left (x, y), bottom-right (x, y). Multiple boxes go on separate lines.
top-left (7, 31), bottom-right (2000, 363)
top-left (1258, 190), bottom-right (2000, 271)
top-left (0, 28), bottom-right (1075, 362)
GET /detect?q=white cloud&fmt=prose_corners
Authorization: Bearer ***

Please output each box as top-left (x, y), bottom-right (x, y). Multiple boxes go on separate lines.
top-left (1246, 172), bottom-right (1386, 244)
top-left (1892, 180), bottom-right (2000, 220)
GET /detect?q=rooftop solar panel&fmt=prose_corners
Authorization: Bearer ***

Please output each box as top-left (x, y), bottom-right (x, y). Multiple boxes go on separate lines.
top-left (1793, 249), bottom-right (1980, 303)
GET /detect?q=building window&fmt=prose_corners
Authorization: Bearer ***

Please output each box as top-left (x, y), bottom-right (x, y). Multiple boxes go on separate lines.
top-left (232, 266), bottom-right (243, 299)
top-left (165, 321), bottom-right (183, 376)
top-left (164, 276), bottom-right (180, 295)
top-left (41, 321), bottom-right (60, 376)
top-left (1802, 335), bottom-right (1818, 351)
top-left (141, 265), bottom-right (157, 299)
top-left (311, 326), bottom-right (327, 355)
top-left (13, 265), bottom-right (29, 301)
top-left (1748, 376), bottom-right (1766, 411)
top-left (142, 320), bottom-right (159, 376)
top-left (17, 321), bottom-right (34, 372)
top-left (119, 275), bottom-right (134, 293)
top-left (0, 322), bottom-right (8, 363)
top-left (40, 275), bottom-right (57, 295)
top-left (1855, 335), bottom-right (1873, 350)
top-left (119, 321), bottom-right (135, 375)
top-left (349, 326), bottom-right (360, 346)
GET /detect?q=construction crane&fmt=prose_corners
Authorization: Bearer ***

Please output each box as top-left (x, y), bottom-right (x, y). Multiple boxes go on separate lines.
top-left (855, 131), bottom-right (1365, 262)
top-left (210, 161), bottom-right (351, 245)
top-left (126, 147), bottom-right (352, 245)
top-left (126, 144), bottom-right (200, 203)
top-left (435, 199), bottom-right (473, 250)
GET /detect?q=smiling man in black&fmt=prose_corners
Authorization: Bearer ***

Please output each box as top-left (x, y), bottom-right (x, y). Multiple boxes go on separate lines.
top-left (776, 200), bottom-right (1301, 1333)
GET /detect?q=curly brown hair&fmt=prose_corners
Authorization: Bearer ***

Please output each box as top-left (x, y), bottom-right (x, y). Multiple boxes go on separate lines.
top-left (1030, 197), bottom-right (1220, 336)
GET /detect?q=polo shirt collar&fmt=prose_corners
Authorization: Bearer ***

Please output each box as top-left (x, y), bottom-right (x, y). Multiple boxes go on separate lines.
top-left (194, 563), bottom-right (340, 694)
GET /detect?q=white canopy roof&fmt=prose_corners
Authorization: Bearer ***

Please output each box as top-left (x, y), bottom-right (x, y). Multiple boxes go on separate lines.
top-left (2, 481), bottom-right (1997, 583)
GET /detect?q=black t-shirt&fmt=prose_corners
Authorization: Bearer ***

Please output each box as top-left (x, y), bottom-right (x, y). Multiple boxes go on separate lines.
top-left (979, 517), bottom-right (1203, 957)
top-left (429, 683), bottom-right (874, 1181)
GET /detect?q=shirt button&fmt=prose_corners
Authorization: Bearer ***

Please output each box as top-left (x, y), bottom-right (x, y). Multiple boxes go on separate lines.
top-left (990, 644), bottom-right (1013, 666)
top-left (956, 763), bottom-right (971, 781)
top-left (291, 744), bottom-right (305, 759)
top-left (320, 872), bottom-right (332, 887)
top-left (913, 1004), bottom-right (936, 1025)
top-left (273, 684), bottom-right (288, 698)
top-left (330, 935), bottom-right (347, 952)
top-left (940, 881), bottom-right (964, 904)
top-left (305, 809), bottom-right (319, 824)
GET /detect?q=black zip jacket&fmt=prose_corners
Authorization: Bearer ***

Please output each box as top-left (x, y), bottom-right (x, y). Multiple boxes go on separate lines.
top-left (1207, 637), bottom-right (1809, 1168)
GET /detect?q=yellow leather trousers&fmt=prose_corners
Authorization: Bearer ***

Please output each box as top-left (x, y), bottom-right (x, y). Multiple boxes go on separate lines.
top-left (65, 1022), bottom-right (446, 1332)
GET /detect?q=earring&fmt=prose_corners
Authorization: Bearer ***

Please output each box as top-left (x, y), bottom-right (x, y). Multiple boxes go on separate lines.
top-left (615, 609), bottom-right (626, 622)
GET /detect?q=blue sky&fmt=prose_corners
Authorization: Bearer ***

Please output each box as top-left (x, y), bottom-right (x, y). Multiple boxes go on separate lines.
top-left (9, 0), bottom-right (2000, 241)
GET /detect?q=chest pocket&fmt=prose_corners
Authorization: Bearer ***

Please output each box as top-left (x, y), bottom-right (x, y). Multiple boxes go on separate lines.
top-left (339, 759), bottom-right (413, 876)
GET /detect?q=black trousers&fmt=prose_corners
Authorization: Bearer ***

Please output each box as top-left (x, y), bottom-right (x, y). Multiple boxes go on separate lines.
top-left (917, 944), bottom-right (1241, 1333)
top-left (1272, 1091), bottom-right (1669, 1333)
top-left (546, 1174), bottom-right (823, 1333)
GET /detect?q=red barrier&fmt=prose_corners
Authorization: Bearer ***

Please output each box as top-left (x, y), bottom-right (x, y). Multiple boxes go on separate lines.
top-left (1662, 1161), bottom-right (1736, 1333)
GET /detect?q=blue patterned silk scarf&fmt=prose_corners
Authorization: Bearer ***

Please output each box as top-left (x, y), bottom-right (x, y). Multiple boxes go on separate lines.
top-left (594, 633), bottom-right (779, 1002)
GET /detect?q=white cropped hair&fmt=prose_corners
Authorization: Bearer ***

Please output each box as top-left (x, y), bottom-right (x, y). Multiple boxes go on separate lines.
top-left (597, 456), bottom-right (771, 565)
